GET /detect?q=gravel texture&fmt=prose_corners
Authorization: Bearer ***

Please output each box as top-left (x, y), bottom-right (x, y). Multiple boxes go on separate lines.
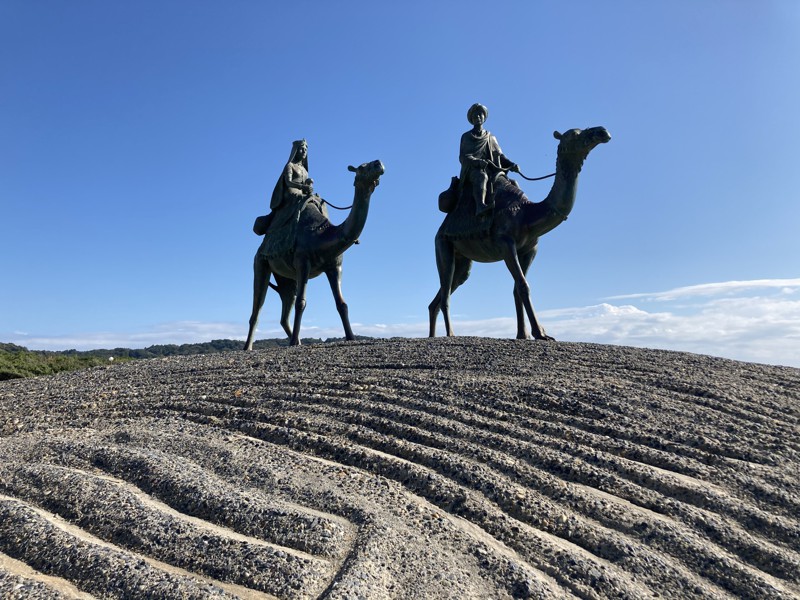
top-left (0, 337), bottom-right (798, 599)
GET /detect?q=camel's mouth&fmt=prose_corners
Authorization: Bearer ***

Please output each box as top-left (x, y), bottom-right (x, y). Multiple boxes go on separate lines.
top-left (587, 127), bottom-right (611, 145)
top-left (363, 160), bottom-right (384, 187)
top-left (368, 160), bottom-right (385, 177)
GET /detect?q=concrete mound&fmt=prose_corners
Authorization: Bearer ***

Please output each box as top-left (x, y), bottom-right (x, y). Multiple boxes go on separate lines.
top-left (1, 338), bottom-right (798, 599)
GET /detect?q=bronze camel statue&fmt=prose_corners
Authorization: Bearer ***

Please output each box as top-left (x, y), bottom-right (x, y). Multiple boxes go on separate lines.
top-left (244, 160), bottom-right (385, 348)
top-left (429, 127), bottom-right (610, 339)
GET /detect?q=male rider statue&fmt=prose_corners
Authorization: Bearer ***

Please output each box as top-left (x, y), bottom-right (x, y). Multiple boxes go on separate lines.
top-left (459, 103), bottom-right (519, 216)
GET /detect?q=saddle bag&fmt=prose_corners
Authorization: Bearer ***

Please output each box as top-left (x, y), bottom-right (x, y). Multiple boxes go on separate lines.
top-left (253, 213), bottom-right (273, 236)
top-left (438, 176), bottom-right (459, 213)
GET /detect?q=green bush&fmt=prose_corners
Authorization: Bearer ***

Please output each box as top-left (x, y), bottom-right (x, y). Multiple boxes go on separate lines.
top-left (0, 347), bottom-right (114, 380)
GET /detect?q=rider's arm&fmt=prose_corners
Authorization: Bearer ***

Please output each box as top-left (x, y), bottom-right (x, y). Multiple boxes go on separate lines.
top-left (284, 164), bottom-right (312, 193)
top-left (498, 154), bottom-right (519, 172)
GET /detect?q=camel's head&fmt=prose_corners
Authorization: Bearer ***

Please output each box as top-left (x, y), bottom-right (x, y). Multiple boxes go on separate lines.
top-left (553, 127), bottom-right (611, 158)
top-left (348, 160), bottom-right (385, 193)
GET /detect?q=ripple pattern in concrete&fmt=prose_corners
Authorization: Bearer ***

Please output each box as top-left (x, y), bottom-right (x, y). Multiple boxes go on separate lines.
top-left (1, 338), bottom-right (798, 599)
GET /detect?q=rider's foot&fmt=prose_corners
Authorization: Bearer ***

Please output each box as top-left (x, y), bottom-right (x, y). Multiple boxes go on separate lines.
top-left (476, 202), bottom-right (493, 217)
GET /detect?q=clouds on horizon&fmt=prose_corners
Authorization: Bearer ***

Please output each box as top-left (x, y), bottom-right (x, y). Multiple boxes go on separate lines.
top-left (6, 279), bottom-right (799, 368)
top-left (606, 278), bottom-right (800, 302)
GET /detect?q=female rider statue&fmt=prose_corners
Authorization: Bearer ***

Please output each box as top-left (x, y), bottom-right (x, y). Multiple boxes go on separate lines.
top-left (255, 139), bottom-right (326, 237)
top-left (271, 139), bottom-right (314, 211)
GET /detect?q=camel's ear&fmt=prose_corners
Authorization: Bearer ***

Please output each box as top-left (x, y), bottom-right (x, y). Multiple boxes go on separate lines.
top-left (553, 131), bottom-right (562, 140)
top-left (347, 165), bottom-right (357, 172)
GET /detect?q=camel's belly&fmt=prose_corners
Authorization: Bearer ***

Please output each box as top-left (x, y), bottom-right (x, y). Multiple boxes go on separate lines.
top-left (452, 238), bottom-right (505, 263)
top-left (268, 255), bottom-right (327, 280)
top-left (451, 233), bottom-right (540, 263)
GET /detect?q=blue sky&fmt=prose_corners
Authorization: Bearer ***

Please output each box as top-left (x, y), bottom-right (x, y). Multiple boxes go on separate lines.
top-left (2, 1), bottom-right (799, 367)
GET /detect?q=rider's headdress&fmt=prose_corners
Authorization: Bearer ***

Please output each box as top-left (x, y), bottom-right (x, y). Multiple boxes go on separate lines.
top-left (467, 103), bottom-right (488, 125)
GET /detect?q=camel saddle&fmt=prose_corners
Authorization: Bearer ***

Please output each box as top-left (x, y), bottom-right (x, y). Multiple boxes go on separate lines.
top-left (439, 173), bottom-right (519, 239)
top-left (256, 197), bottom-right (329, 258)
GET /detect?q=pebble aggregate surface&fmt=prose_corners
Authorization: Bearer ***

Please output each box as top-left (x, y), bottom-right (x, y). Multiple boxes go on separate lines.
top-left (0, 337), bottom-right (798, 599)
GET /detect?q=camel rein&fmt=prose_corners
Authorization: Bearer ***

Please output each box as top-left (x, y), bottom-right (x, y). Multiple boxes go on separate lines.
top-left (320, 167), bottom-right (554, 212)
top-left (321, 199), bottom-right (352, 210)
top-left (516, 170), bottom-right (556, 181)
top-left (488, 162), bottom-right (555, 181)
top-left (319, 180), bottom-right (378, 211)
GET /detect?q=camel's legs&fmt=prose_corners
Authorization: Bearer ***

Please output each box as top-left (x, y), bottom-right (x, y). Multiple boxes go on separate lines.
top-left (501, 238), bottom-right (553, 341)
top-left (290, 258), bottom-right (311, 346)
top-left (325, 263), bottom-right (354, 340)
top-left (432, 236), bottom-right (457, 337)
top-left (428, 290), bottom-right (442, 337)
top-left (244, 255), bottom-right (272, 351)
top-left (273, 275), bottom-right (296, 339)
top-left (428, 254), bottom-right (472, 336)
top-left (513, 246), bottom-right (537, 339)
top-left (512, 290), bottom-right (527, 340)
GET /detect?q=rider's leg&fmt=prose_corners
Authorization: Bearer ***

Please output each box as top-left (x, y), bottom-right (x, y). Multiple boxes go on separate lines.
top-left (473, 170), bottom-right (490, 215)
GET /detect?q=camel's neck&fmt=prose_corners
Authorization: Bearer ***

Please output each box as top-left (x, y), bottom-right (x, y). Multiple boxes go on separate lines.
top-left (331, 182), bottom-right (373, 253)
top-left (536, 150), bottom-right (585, 232)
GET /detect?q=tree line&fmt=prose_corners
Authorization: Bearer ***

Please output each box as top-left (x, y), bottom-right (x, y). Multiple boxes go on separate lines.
top-left (0, 337), bottom-right (366, 380)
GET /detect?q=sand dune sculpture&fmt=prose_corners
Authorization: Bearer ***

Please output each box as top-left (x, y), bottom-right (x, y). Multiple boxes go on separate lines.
top-left (1, 338), bottom-right (798, 599)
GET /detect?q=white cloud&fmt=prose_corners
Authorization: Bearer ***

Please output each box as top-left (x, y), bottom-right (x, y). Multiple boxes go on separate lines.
top-left (540, 298), bottom-right (800, 367)
top-left (607, 278), bottom-right (800, 302)
top-left (6, 280), bottom-right (800, 368)
top-left (420, 288), bottom-right (800, 367)
top-left (358, 292), bottom-right (800, 368)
